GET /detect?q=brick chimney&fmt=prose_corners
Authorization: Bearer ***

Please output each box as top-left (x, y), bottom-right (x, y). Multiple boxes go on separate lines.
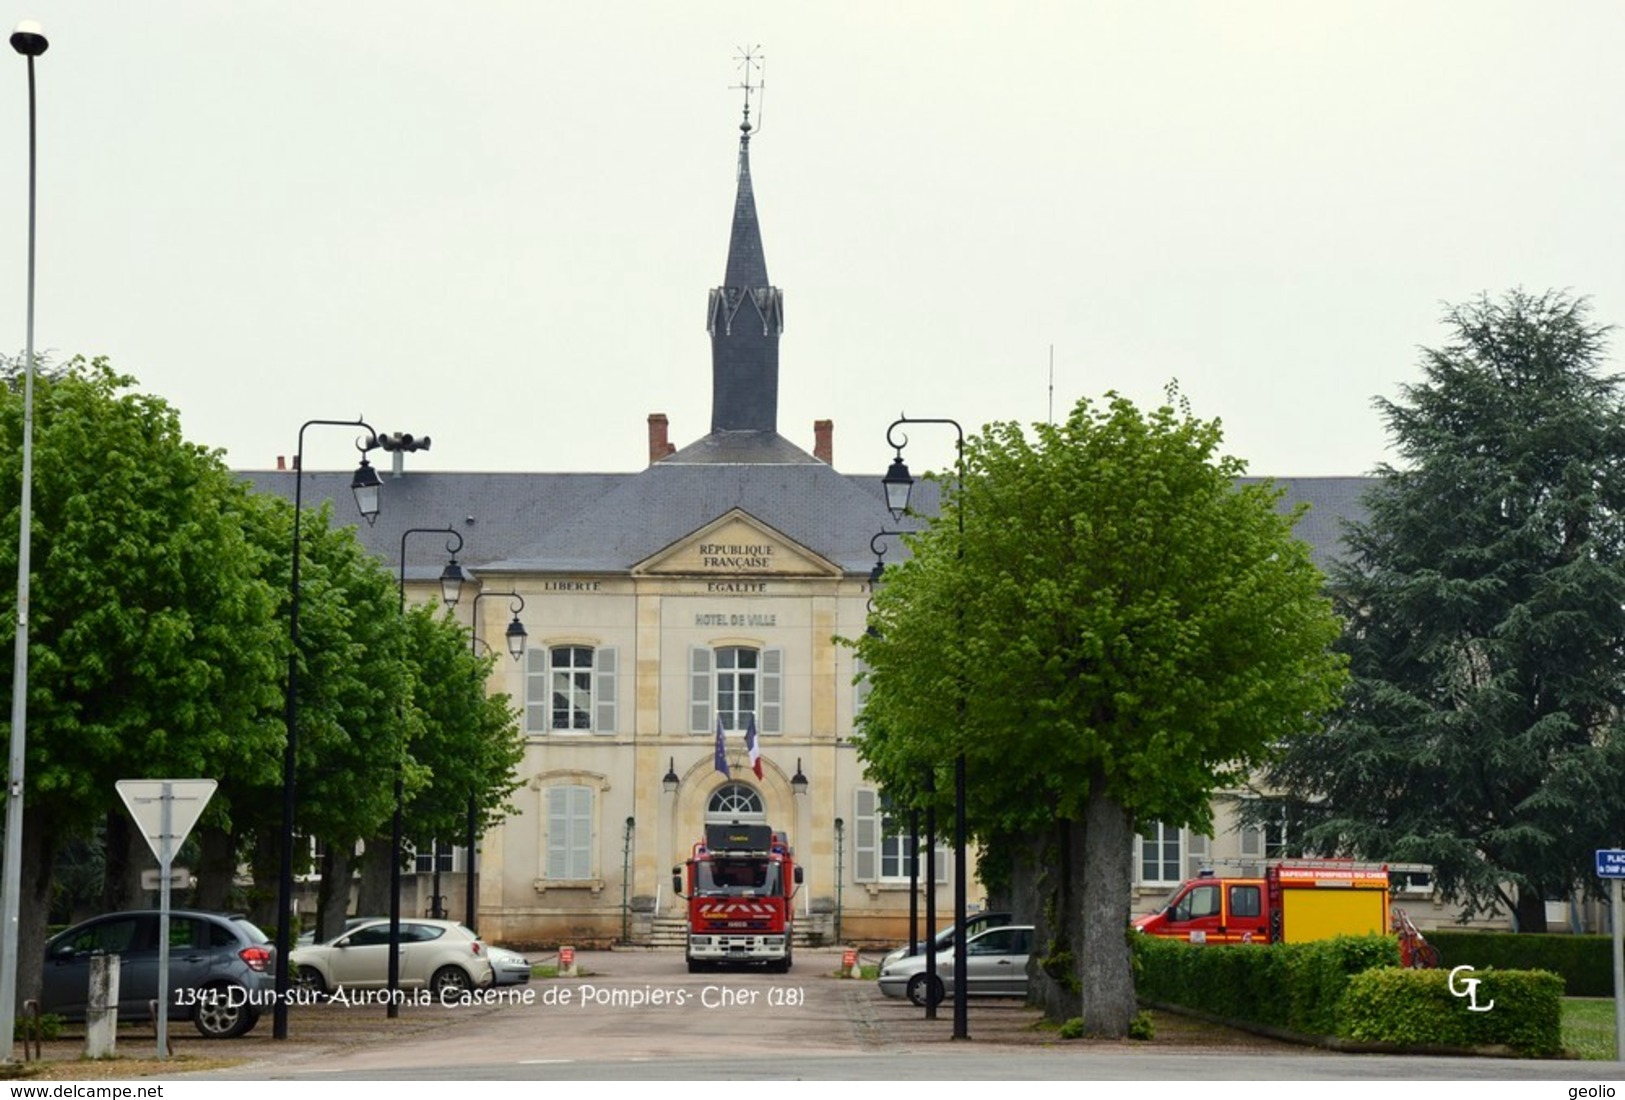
top-left (648, 413), bottom-right (676, 465)
top-left (813, 419), bottom-right (833, 465)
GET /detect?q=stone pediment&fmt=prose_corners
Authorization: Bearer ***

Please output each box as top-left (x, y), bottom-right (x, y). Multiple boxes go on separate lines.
top-left (634, 509), bottom-right (840, 578)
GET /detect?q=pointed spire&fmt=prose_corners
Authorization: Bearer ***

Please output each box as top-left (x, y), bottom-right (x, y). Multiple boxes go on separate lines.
top-left (707, 47), bottom-right (783, 434)
top-left (723, 121), bottom-right (769, 289)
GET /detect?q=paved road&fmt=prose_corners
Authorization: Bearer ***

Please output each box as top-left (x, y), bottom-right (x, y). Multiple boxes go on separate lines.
top-left (203, 948), bottom-right (1608, 1082)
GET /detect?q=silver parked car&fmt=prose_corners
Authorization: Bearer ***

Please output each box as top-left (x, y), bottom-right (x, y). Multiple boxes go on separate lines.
top-left (878, 911), bottom-right (1015, 970)
top-left (877, 924), bottom-right (1035, 1006)
top-left (487, 946), bottom-right (532, 986)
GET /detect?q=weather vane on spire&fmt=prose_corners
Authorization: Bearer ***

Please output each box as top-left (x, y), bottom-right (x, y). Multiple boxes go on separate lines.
top-left (732, 46), bottom-right (765, 138)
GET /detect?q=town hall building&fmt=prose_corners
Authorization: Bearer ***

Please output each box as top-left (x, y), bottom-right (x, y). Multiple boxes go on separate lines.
top-left (251, 103), bottom-right (1556, 945)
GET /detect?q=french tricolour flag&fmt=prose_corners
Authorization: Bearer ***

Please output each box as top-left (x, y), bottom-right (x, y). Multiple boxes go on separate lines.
top-left (745, 714), bottom-right (764, 780)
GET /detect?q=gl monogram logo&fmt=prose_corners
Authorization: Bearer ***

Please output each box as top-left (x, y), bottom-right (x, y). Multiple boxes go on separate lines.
top-left (1447, 965), bottom-right (1495, 1012)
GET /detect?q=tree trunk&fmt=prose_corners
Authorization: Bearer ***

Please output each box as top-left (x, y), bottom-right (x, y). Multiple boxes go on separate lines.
top-left (192, 825), bottom-right (239, 911)
top-left (100, 810), bottom-right (149, 913)
top-left (1018, 817), bottom-right (1087, 1023)
top-left (14, 806), bottom-right (58, 1013)
top-left (315, 843), bottom-right (356, 940)
top-left (355, 834), bottom-right (394, 918)
top-left (1079, 768), bottom-right (1136, 1037)
top-left (244, 826), bottom-right (282, 933)
top-left (1514, 888), bottom-right (1549, 933)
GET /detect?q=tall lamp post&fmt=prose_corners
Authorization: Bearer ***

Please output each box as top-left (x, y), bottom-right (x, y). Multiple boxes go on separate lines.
top-left (274, 419), bottom-right (385, 1040)
top-left (880, 414), bottom-right (969, 1041)
top-left (389, 527), bottom-right (467, 1015)
top-left (1, 21), bottom-right (47, 1062)
top-left (467, 591), bottom-right (526, 933)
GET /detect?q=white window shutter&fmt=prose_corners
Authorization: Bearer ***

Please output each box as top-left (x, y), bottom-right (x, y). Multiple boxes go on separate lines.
top-left (569, 787), bottom-right (592, 878)
top-left (761, 647), bottom-right (783, 733)
top-left (546, 787), bottom-right (569, 878)
top-left (525, 647), bottom-right (550, 734)
top-left (854, 789), bottom-right (877, 882)
top-left (689, 647), bottom-right (712, 732)
top-left (1239, 823), bottom-right (1263, 860)
top-left (595, 647), bottom-right (617, 733)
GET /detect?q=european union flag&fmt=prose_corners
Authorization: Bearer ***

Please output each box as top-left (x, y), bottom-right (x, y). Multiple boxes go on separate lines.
top-left (713, 716), bottom-right (730, 777)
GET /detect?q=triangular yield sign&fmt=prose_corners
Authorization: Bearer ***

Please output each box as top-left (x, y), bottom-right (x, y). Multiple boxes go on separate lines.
top-left (115, 779), bottom-right (218, 863)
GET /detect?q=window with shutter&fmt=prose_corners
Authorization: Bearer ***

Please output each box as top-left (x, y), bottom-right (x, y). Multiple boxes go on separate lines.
top-left (853, 656), bottom-right (871, 717)
top-left (692, 645), bottom-right (785, 733)
top-left (525, 645), bottom-right (617, 734)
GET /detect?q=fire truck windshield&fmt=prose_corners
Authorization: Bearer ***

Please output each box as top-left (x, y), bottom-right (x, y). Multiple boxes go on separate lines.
top-left (696, 858), bottom-right (780, 896)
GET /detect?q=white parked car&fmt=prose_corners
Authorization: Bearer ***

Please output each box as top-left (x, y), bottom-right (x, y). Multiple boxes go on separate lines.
top-left (290, 918), bottom-right (493, 998)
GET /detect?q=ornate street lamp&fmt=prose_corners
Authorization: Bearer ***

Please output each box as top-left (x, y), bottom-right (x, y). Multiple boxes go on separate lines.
top-left (274, 419), bottom-right (385, 1040)
top-left (880, 414), bottom-right (970, 1040)
top-left (388, 527), bottom-right (466, 1014)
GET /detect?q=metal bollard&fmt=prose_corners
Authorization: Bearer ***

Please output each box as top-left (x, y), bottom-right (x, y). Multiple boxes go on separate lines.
top-left (20, 1000), bottom-right (41, 1061)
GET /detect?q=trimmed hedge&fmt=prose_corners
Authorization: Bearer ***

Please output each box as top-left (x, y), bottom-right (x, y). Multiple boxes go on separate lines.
top-left (1339, 967), bottom-right (1564, 1056)
top-left (1133, 933), bottom-right (1564, 1055)
top-left (1133, 933), bottom-right (1398, 1035)
top-left (1425, 930), bottom-right (1614, 997)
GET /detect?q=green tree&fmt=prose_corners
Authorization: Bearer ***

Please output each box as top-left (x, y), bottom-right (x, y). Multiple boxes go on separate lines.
top-left (230, 494), bottom-right (411, 932)
top-left (348, 604), bottom-right (523, 929)
top-left (854, 391), bottom-right (1346, 1034)
top-left (395, 602), bottom-right (523, 862)
top-left (0, 357), bottom-right (284, 1007)
top-left (1264, 289), bottom-right (1625, 931)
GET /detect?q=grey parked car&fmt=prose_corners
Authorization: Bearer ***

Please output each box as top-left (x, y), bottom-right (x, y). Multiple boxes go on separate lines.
top-left (877, 924), bottom-right (1035, 1007)
top-left (43, 909), bottom-right (274, 1038)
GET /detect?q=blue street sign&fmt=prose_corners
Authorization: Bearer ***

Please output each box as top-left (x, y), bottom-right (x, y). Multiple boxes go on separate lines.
top-left (1597, 849), bottom-right (1625, 878)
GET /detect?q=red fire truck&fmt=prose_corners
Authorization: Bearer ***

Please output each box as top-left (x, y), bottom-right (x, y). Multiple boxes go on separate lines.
top-left (673, 823), bottom-right (803, 973)
top-left (1133, 859), bottom-right (1439, 968)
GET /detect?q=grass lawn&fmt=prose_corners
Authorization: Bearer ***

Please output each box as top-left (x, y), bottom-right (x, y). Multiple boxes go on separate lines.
top-left (1563, 998), bottom-right (1620, 1060)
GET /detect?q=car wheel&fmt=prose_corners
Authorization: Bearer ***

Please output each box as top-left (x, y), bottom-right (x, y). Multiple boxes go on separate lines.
top-left (429, 965), bottom-right (472, 999)
top-left (296, 965), bottom-right (329, 998)
top-left (906, 973), bottom-right (944, 1008)
top-left (192, 985), bottom-right (257, 1039)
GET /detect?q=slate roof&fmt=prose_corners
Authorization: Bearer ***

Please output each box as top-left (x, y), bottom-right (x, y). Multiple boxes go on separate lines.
top-left (1256, 476), bottom-right (1371, 571)
top-left (240, 467), bottom-right (1370, 582)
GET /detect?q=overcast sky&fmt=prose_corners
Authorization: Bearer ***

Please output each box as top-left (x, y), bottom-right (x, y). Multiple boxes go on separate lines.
top-left (4, 2), bottom-right (1623, 481)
